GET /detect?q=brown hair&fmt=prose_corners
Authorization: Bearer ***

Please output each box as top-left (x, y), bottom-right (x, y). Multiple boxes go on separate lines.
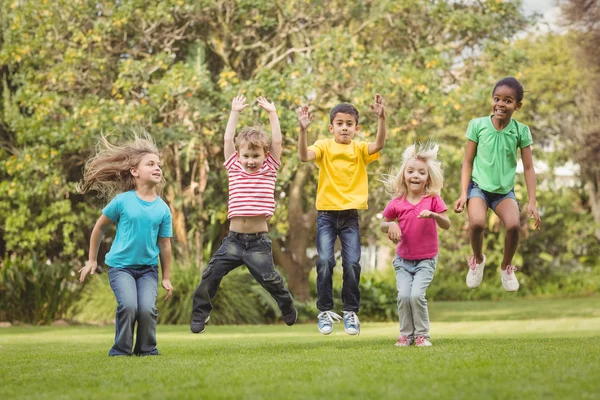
top-left (235, 126), bottom-right (270, 153)
top-left (78, 131), bottom-right (160, 199)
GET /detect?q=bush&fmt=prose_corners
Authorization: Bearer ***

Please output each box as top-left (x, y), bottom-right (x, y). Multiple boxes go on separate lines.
top-left (0, 256), bottom-right (82, 324)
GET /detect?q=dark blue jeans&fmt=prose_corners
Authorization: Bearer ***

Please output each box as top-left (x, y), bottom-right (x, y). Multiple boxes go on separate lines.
top-left (315, 210), bottom-right (361, 312)
top-left (192, 232), bottom-right (294, 318)
top-left (107, 266), bottom-right (159, 356)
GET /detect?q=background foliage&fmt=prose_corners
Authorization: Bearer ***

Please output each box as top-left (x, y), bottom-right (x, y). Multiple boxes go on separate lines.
top-left (1, 0), bottom-right (598, 324)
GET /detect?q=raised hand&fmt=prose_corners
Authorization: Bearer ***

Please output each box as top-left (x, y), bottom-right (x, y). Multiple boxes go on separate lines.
top-left (370, 93), bottom-right (385, 118)
top-left (417, 210), bottom-right (437, 219)
top-left (297, 105), bottom-right (314, 130)
top-left (257, 96), bottom-right (276, 114)
top-left (231, 95), bottom-right (249, 112)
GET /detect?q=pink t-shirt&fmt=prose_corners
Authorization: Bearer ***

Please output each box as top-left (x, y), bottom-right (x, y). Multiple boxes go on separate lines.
top-left (382, 195), bottom-right (447, 260)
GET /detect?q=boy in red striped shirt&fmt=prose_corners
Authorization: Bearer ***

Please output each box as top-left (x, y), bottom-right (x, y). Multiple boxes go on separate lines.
top-left (190, 95), bottom-right (296, 333)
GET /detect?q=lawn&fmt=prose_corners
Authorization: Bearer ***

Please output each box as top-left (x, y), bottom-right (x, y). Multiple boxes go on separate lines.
top-left (1, 297), bottom-right (599, 400)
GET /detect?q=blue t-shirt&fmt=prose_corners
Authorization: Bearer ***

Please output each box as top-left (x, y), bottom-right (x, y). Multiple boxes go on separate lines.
top-left (103, 190), bottom-right (173, 268)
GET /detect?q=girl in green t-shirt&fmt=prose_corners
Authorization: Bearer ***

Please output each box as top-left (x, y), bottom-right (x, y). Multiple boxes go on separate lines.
top-left (454, 77), bottom-right (542, 292)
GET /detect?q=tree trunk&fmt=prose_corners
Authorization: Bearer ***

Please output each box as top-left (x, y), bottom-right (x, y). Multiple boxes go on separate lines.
top-left (586, 171), bottom-right (600, 241)
top-left (273, 163), bottom-right (317, 301)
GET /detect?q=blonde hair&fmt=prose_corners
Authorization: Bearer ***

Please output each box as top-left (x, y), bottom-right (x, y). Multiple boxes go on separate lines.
top-left (236, 126), bottom-right (270, 153)
top-left (78, 131), bottom-right (160, 199)
top-left (383, 141), bottom-right (443, 198)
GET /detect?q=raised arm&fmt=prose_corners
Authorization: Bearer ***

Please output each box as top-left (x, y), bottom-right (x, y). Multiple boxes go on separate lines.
top-left (521, 145), bottom-right (541, 229)
top-left (257, 96), bottom-right (282, 162)
top-left (224, 95), bottom-right (249, 160)
top-left (297, 105), bottom-right (316, 162)
top-left (368, 93), bottom-right (386, 155)
top-left (454, 140), bottom-right (477, 213)
top-left (79, 214), bottom-right (112, 282)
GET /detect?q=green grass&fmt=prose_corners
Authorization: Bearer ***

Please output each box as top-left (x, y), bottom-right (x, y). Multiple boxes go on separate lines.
top-left (1, 297), bottom-right (599, 400)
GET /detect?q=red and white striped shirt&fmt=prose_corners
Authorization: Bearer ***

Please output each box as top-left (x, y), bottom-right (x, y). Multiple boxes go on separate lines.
top-left (224, 152), bottom-right (280, 220)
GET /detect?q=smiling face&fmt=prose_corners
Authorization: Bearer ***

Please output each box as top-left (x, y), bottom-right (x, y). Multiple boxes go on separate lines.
top-left (131, 153), bottom-right (162, 185)
top-left (403, 158), bottom-right (429, 195)
top-left (238, 144), bottom-right (268, 173)
top-left (329, 112), bottom-right (360, 144)
top-left (492, 85), bottom-right (521, 123)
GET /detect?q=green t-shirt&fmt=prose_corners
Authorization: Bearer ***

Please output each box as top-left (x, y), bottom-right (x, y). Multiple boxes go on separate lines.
top-left (466, 116), bottom-right (533, 194)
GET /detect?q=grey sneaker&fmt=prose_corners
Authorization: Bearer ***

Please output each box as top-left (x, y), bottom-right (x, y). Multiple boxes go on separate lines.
top-left (317, 311), bottom-right (342, 335)
top-left (343, 311), bottom-right (360, 336)
top-left (190, 314), bottom-right (210, 334)
top-left (282, 306), bottom-right (298, 326)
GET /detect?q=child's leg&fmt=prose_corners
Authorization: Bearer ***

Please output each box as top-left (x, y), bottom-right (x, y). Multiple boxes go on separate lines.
top-left (393, 256), bottom-right (415, 340)
top-left (133, 266), bottom-right (159, 356)
top-left (467, 198), bottom-right (488, 263)
top-left (315, 212), bottom-right (338, 312)
top-left (243, 233), bottom-right (294, 312)
top-left (191, 234), bottom-right (243, 318)
top-left (410, 258), bottom-right (436, 338)
top-left (494, 198), bottom-right (521, 269)
top-left (338, 211), bottom-right (361, 312)
top-left (107, 267), bottom-right (137, 356)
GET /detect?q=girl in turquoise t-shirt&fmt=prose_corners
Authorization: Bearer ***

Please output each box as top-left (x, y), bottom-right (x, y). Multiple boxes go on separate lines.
top-left (78, 133), bottom-right (173, 356)
top-left (454, 77), bottom-right (542, 292)
top-left (380, 142), bottom-right (450, 347)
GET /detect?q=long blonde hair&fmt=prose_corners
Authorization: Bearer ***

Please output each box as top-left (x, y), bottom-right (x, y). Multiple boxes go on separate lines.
top-left (383, 141), bottom-right (443, 198)
top-left (78, 132), bottom-right (160, 199)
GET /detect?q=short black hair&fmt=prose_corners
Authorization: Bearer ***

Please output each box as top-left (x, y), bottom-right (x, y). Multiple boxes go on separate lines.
top-left (330, 103), bottom-right (359, 124)
top-left (492, 77), bottom-right (524, 103)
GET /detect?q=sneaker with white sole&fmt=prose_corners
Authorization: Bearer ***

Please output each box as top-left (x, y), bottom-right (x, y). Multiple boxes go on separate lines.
top-left (415, 336), bottom-right (432, 347)
top-left (500, 265), bottom-right (520, 291)
top-left (317, 311), bottom-right (342, 335)
top-left (466, 254), bottom-right (486, 288)
top-left (395, 335), bottom-right (413, 347)
top-left (343, 311), bottom-right (360, 336)
top-left (190, 314), bottom-right (210, 334)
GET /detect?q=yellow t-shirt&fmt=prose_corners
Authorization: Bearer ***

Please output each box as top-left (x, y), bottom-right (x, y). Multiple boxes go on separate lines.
top-left (308, 139), bottom-right (380, 210)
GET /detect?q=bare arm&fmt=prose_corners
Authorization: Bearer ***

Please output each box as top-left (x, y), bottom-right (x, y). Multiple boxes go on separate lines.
top-left (418, 210), bottom-right (451, 230)
top-left (224, 95), bottom-right (249, 161)
top-left (79, 214), bottom-right (112, 282)
top-left (454, 140), bottom-right (477, 213)
top-left (297, 105), bottom-right (316, 162)
top-left (380, 216), bottom-right (401, 244)
top-left (521, 145), bottom-right (541, 229)
top-left (368, 94), bottom-right (386, 155)
top-left (158, 237), bottom-right (173, 300)
top-left (257, 97), bottom-right (282, 162)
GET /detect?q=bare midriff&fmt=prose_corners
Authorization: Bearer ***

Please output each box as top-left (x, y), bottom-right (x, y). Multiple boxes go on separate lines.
top-left (229, 215), bottom-right (269, 233)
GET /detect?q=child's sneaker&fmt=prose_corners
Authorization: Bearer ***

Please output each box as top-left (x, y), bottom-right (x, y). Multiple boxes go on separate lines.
top-left (415, 336), bottom-right (432, 347)
top-left (317, 311), bottom-right (342, 335)
top-left (190, 314), bottom-right (210, 334)
top-left (343, 311), bottom-right (360, 336)
top-left (395, 335), bottom-right (413, 347)
top-left (282, 306), bottom-right (298, 326)
top-left (500, 265), bottom-right (520, 291)
top-left (466, 254), bottom-right (486, 288)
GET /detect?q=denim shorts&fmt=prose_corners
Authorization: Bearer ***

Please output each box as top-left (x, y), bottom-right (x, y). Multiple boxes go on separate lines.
top-left (467, 181), bottom-right (518, 211)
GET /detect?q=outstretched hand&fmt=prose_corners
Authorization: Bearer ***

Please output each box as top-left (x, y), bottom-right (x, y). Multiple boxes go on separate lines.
top-left (231, 95), bottom-right (249, 112)
top-left (370, 93), bottom-right (385, 118)
top-left (297, 105), bottom-right (313, 130)
top-left (257, 96), bottom-right (276, 113)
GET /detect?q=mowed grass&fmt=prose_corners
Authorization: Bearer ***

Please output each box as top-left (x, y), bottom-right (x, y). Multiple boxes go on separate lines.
top-left (1, 298), bottom-right (599, 400)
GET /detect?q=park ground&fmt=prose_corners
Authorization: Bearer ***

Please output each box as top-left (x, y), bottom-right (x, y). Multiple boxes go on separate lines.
top-left (1, 297), bottom-right (599, 400)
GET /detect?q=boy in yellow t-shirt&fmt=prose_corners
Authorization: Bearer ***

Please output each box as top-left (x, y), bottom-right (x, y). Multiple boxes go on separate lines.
top-left (297, 94), bottom-right (386, 335)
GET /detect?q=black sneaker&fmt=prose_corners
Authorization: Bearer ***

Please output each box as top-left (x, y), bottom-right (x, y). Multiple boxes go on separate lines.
top-left (190, 315), bottom-right (210, 333)
top-left (282, 307), bottom-right (298, 326)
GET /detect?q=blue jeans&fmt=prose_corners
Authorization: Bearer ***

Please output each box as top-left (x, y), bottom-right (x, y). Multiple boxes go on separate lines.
top-left (467, 180), bottom-right (517, 211)
top-left (107, 266), bottom-right (159, 356)
top-left (315, 210), bottom-right (361, 313)
top-left (192, 232), bottom-right (294, 318)
top-left (393, 255), bottom-right (437, 339)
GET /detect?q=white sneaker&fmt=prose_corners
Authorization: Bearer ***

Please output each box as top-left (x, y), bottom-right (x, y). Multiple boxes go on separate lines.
top-left (317, 311), bottom-right (342, 335)
top-left (500, 265), bottom-right (520, 291)
top-left (415, 336), bottom-right (432, 347)
top-left (466, 254), bottom-right (486, 288)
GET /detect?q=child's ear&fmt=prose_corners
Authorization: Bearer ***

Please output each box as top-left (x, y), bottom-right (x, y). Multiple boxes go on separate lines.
top-left (130, 167), bottom-right (139, 177)
top-left (516, 101), bottom-right (522, 111)
top-left (355, 124), bottom-right (360, 132)
top-left (328, 124), bottom-right (333, 133)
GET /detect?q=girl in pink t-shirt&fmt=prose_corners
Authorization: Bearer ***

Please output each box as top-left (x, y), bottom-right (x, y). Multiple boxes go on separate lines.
top-left (380, 142), bottom-right (450, 347)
